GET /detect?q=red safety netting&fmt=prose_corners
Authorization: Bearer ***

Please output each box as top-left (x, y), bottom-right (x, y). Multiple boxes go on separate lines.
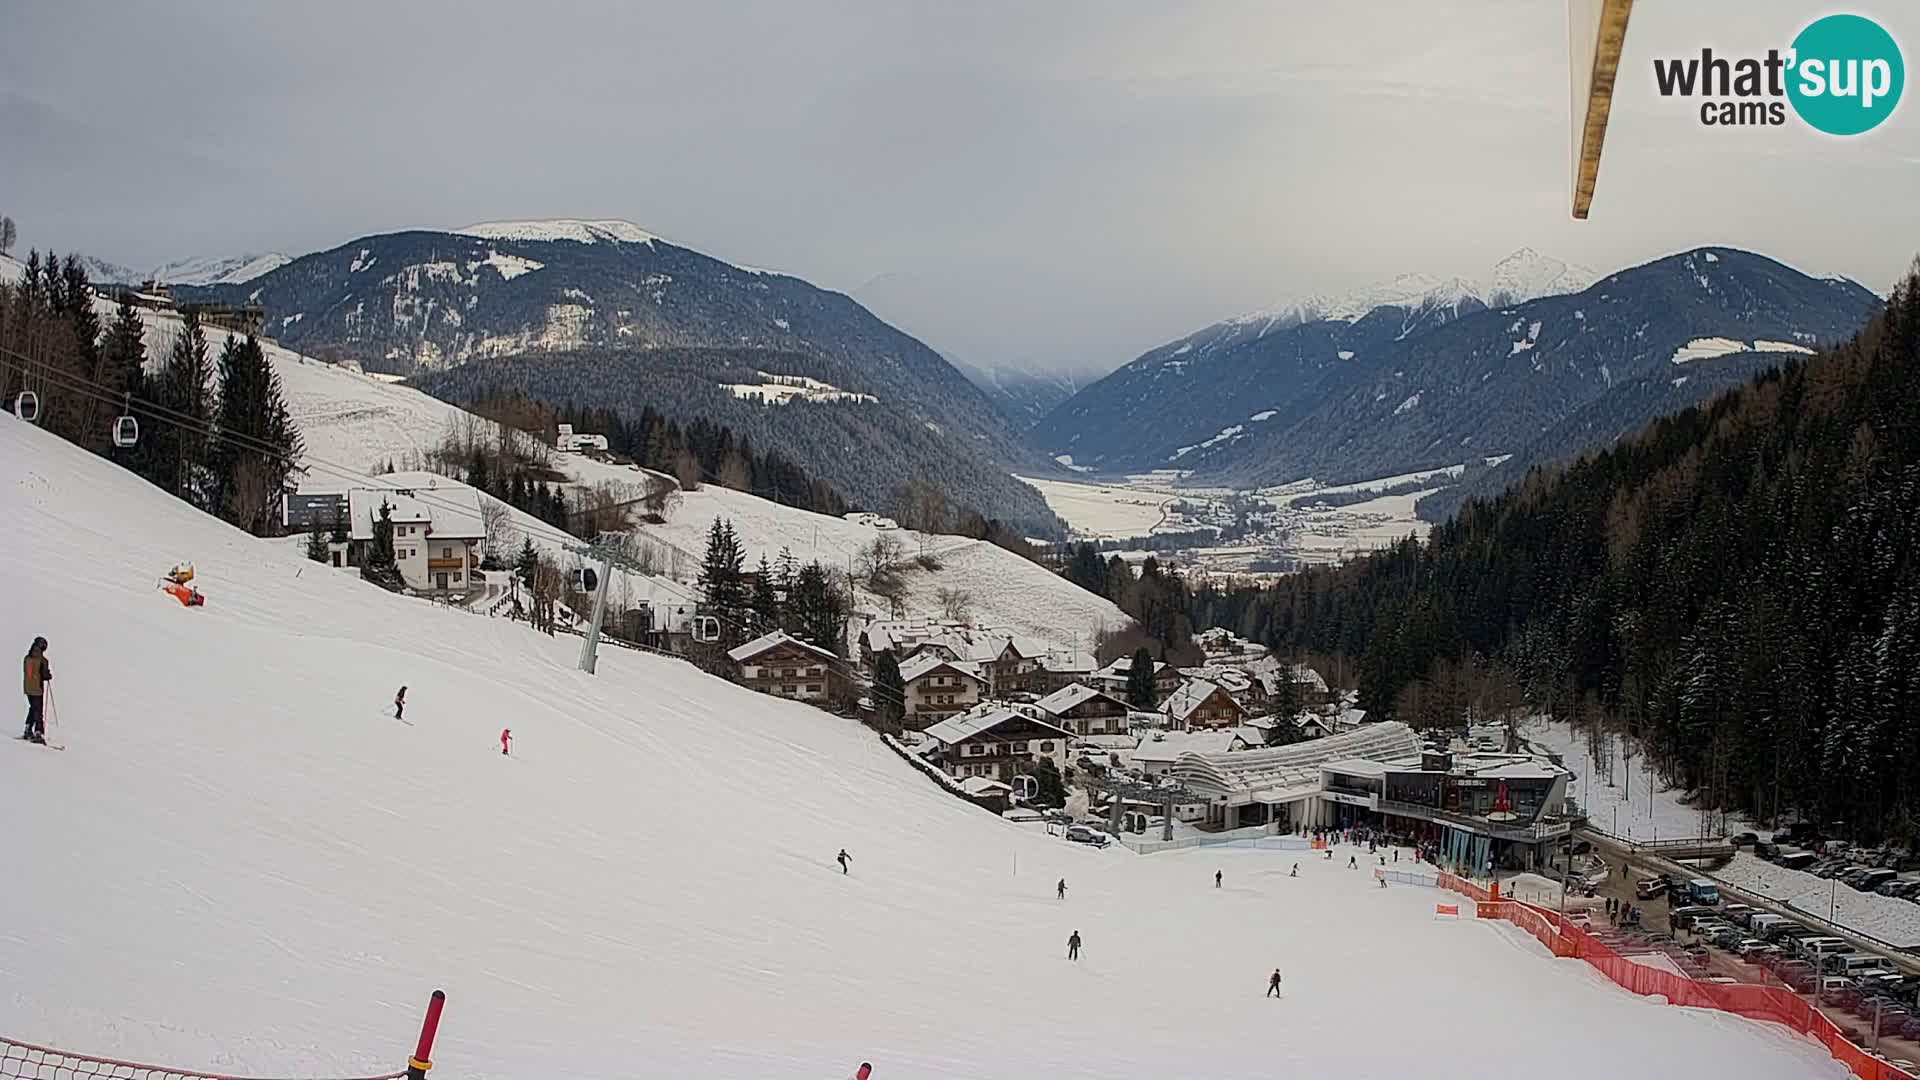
top-left (1, 1037), bottom-right (405, 1080)
top-left (1434, 876), bottom-right (1917, 1080)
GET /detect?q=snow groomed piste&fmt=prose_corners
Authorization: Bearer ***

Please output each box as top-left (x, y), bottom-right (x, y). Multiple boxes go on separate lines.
top-left (0, 416), bottom-right (1858, 1079)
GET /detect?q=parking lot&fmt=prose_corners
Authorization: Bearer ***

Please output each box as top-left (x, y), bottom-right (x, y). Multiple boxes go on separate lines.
top-left (1573, 835), bottom-right (1920, 1072)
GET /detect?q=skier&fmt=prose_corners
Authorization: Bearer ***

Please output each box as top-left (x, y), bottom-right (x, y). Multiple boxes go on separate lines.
top-left (1348, 855), bottom-right (1357, 869)
top-left (394, 686), bottom-right (407, 720)
top-left (500, 728), bottom-right (512, 755)
top-left (1067, 930), bottom-right (1082, 961)
top-left (1267, 968), bottom-right (1283, 997)
top-left (1324, 849), bottom-right (1333, 861)
top-left (1393, 849), bottom-right (1399, 863)
top-left (854, 1065), bottom-right (872, 1080)
top-left (837, 849), bottom-right (852, 875)
top-left (1056, 878), bottom-right (1068, 900)
top-left (1290, 863), bottom-right (1298, 878)
top-left (1215, 869), bottom-right (1223, 889)
top-left (20, 637), bottom-right (50, 744)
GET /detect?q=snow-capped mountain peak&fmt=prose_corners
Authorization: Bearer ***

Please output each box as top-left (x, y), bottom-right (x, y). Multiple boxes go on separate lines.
top-left (455, 219), bottom-right (661, 246)
top-left (1486, 247), bottom-right (1597, 306)
top-left (1232, 248), bottom-right (1596, 334)
top-left (152, 252), bottom-right (292, 286)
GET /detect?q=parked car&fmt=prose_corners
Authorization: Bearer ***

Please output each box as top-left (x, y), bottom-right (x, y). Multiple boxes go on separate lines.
top-left (1669, 905), bottom-right (1715, 930)
top-left (1711, 926), bottom-right (1748, 950)
top-left (1820, 976), bottom-right (1861, 1006)
top-left (1721, 904), bottom-right (1760, 928)
top-left (1636, 877), bottom-right (1669, 900)
top-left (1686, 879), bottom-right (1722, 905)
top-left (1777, 851), bottom-right (1818, 871)
top-left (1875, 1008), bottom-right (1911, 1036)
top-left (1735, 938), bottom-right (1771, 958)
top-left (1064, 825), bottom-right (1111, 848)
top-left (1856, 868), bottom-right (1899, 892)
top-left (1730, 831), bottom-right (1760, 848)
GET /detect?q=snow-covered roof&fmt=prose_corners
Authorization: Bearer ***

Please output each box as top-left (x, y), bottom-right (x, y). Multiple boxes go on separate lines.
top-left (1073, 734), bottom-right (1138, 751)
top-left (1322, 757), bottom-right (1392, 779)
top-left (1232, 726), bottom-right (1272, 749)
top-left (899, 653), bottom-right (985, 686)
top-left (1132, 730), bottom-right (1241, 765)
top-left (727, 630), bottom-right (837, 665)
top-left (1163, 679), bottom-right (1244, 724)
top-left (1034, 683), bottom-right (1126, 717)
top-left (1171, 722), bottom-right (1423, 801)
top-left (338, 474), bottom-right (485, 542)
top-left (959, 776), bottom-right (1013, 796)
top-left (923, 708), bottom-right (1072, 748)
top-left (1097, 655), bottom-right (1170, 678)
top-left (1333, 707), bottom-right (1370, 730)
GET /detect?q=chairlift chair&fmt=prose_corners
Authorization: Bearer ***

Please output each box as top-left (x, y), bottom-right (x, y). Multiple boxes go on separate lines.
top-left (10, 391), bottom-right (38, 423)
top-left (693, 615), bottom-right (721, 643)
top-left (113, 414), bottom-right (139, 447)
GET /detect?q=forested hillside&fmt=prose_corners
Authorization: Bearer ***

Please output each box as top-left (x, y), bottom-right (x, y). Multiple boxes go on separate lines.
top-left (1193, 264), bottom-right (1920, 840)
top-left (416, 347), bottom-right (1063, 537)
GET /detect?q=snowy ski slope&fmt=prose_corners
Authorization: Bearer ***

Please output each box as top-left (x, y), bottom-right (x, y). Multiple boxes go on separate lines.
top-left (0, 419), bottom-right (1848, 1080)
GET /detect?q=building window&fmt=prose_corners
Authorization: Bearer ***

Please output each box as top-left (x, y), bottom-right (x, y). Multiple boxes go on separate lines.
top-left (1013, 742), bottom-right (1028, 753)
top-left (967, 744), bottom-right (984, 757)
top-left (782, 685), bottom-right (797, 695)
top-left (1039, 741), bottom-right (1053, 752)
top-left (442, 546), bottom-right (452, 559)
top-left (805, 684), bottom-right (821, 693)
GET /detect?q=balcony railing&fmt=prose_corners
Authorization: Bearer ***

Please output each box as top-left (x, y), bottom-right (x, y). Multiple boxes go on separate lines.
top-left (1377, 798), bottom-right (1573, 842)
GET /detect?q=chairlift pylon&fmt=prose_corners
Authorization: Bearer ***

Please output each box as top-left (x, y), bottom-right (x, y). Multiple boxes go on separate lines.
top-left (10, 390), bottom-right (39, 423)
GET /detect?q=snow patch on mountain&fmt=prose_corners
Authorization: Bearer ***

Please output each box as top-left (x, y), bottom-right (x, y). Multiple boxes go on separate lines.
top-left (475, 250), bottom-right (544, 281)
top-left (457, 219), bottom-right (661, 246)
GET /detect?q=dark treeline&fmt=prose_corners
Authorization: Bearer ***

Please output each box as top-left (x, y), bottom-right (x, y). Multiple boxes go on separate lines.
top-left (1059, 543), bottom-right (1203, 666)
top-left (2, 251), bottom-right (299, 535)
top-left (454, 389), bottom-right (850, 519)
top-left (1193, 266), bottom-right (1920, 840)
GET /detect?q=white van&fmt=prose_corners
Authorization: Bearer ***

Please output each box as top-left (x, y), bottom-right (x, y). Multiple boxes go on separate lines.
top-left (1749, 914), bottom-right (1787, 939)
top-left (1796, 936), bottom-right (1850, 960)
top-left (1836, 953), bottom-right (1895, 977)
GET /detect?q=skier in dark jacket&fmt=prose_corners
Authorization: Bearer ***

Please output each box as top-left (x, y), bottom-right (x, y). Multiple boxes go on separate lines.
top-left (21, 637), bottom-right (50, 743)
top-left (1214, 869), bottom-right (1223, 889)
top-left (1056, 878), bottom-right (1068, 900)
top-left (394, 686), bottom-right (407, 720)
top-left (837, 849), bottom-right (851, 875)
top-left (1267, 968), bottom-right (1283, 997)
top-left (1067, 930), bottom-right (1082, 961)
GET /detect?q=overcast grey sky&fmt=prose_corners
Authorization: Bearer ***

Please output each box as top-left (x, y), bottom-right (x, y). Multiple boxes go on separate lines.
top-left (4, 1), bottom-right (1916, 374)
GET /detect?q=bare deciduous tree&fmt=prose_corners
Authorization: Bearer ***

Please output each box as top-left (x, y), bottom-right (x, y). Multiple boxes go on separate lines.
top-left (0, 217), bottom-right (15, 255)
top-left (936, 586), bottom-right (972, 623)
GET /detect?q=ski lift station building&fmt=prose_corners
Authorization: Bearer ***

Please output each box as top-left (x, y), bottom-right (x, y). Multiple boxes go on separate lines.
top-left (1167, 721), bottom-right (1576, 871)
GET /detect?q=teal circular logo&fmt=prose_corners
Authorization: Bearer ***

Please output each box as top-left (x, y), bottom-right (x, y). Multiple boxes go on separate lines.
top-left (1787, 14), bottom-right (1904, 135)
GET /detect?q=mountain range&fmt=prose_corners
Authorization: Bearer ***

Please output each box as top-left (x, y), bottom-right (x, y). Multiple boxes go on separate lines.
top-left (1039, 247), bottom-right (1881, 517)
top-left (79, 251), bottom-right (291, 287)
top-left (173, 220), bottom-right (1063, 536)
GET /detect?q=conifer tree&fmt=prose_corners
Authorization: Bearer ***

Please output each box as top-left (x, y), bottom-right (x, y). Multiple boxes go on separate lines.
top-left (873, 649), bottom-right (906, 729)
top-left (212, 334), bottom-right (301, 534)
top-left (148, 311), bottom-right (214, 506)
top-left (1126, 646), bottom-right (1158, 709)
top-left (360, 501), bottom-right (406, 591)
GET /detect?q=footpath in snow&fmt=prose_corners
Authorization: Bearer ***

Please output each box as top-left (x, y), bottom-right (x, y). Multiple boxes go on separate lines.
top-left (0, 419), bottom-right (1851, 1080)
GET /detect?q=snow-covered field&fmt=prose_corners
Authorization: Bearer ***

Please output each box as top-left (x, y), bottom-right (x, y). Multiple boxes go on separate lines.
top-left (1716, 853), bottom-right (1920, 950)
top-left (1523, 719), bottom-right (1753, 843)
top-left (642, 482), bottom-right (1129, 650)
top-left (0, 419), bottom-right (1849, 1080)
top-left (1015, 475), bottom-right (1170, 539)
